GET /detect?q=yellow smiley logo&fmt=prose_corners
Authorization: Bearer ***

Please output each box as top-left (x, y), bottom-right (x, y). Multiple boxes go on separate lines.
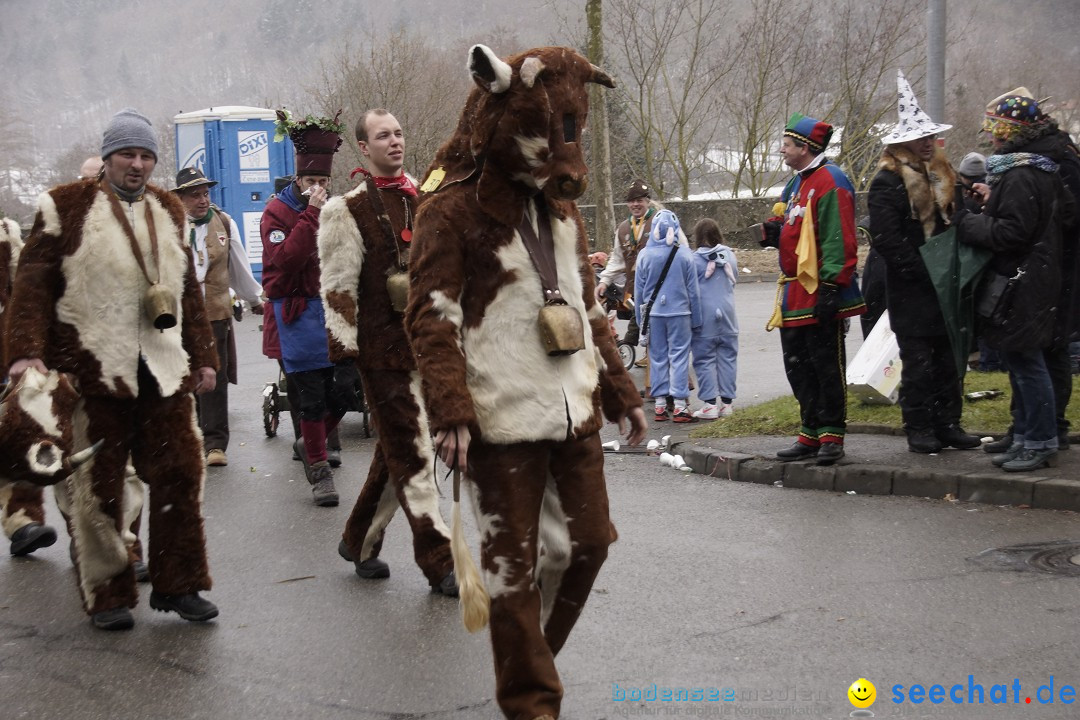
top-left (848, 678), bottom-right (876, 709)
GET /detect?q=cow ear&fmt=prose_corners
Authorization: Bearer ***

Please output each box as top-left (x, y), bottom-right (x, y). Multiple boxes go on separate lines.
top-left (469, 44), bottom-right (512, 94)
top-left (520, 57), bottom-right (545, 88)
top-left (588, 64), bottom-right (616, 89)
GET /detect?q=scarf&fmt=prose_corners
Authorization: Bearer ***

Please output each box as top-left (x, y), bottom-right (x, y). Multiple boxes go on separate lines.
top-left (351, 167), bottom-right (418, 197)
top-left (986, 153), bottom-right (1060, 185)
top-left (190, 207), bottom-right (215, 226)
top-left (277, 182), bottom-right (307, 213)
top-left (878, 145), bottom-right (957, 238)
top-left (109, 183), bottom-right (144, 203)
top-left (628, 206), bottom-right (655, 247)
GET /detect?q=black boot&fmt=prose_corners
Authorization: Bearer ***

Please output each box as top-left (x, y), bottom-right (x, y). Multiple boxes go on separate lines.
top-left (983, 433), bottom-right (1014, 454)
top-left (935, 424), bottom-right (981, 450)
top-left (907, 429), bottom-right (943, 454)
top-left (776, 441), bottom-right (819, 461)
top-left (816, 442), bottom-right (845, 466)
top-left (10, 522), bottom-right (57, 556)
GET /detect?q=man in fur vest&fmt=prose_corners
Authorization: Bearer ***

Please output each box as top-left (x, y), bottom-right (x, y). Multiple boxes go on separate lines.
top-left (317, 109), bottom-right (456, 595)
top-left (762, 112), bottom-right (865, 465)
top-left (6, 108), bottom-right (219, 630)
top-left (406, 45), bottom-right (647, 720)
top-left (868, 71), bottom-right (981, 454)
top-left (173, 167), bottom-right (263, 468)
top-left (596, 179), bottom-right (658, 347)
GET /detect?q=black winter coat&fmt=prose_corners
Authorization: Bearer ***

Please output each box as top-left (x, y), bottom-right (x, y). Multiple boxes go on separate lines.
top-left (867, 170), bottom-right (952, 337)
top-left (958, 127), bottom-right (1071, 351)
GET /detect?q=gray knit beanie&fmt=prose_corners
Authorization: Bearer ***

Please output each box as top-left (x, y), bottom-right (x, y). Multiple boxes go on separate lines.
top-left (101, 108), bottom-right (158, 160)
top-left (957, 152), bottom-right (987, 180)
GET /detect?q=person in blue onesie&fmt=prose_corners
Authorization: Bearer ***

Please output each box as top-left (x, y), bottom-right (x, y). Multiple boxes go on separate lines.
top-left (635, 209), bottom-right (702, 423)
top-left (689, 218), bottom-right (739, 420)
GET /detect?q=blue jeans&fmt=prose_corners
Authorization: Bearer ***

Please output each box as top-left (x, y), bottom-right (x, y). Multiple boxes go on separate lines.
top-left (1002, 349), bottom-right (1058, 450)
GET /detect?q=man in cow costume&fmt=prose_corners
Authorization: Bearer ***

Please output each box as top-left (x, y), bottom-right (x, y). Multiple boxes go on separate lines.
top-left (406, 45), bottom-right (648, 720)
top-left (317, 109), bottom-right (456, 594)
top-left (6, 108), bottom-right (220, 630)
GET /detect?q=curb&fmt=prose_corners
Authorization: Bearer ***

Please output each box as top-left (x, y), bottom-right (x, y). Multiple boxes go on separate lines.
top-left (673, 440), bottom-right (1080, 513)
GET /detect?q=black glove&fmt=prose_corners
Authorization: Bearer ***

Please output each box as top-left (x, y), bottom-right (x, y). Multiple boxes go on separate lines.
top-left (759, 221), bottom-right (781, 249)
top-left (814, 281), bottom-right (839, 325)
top-left (950, 207), bottom-right (969, 230)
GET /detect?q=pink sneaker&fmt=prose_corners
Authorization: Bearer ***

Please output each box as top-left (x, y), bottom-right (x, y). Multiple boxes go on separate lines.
top-left (692, 404), bottom-right (719, 420)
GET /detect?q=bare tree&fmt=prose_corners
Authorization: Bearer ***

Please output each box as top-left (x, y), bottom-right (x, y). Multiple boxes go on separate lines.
top-left (606, 0), bottom-right (734, 199)
top-left (587, 0), bottom-right (616, 250)
top-left (307, 29), bottom-right (471, 192)
top-left (721, 0), bottom-right (821, 198)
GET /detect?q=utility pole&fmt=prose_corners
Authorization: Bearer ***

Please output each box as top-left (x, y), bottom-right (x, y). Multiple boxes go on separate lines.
top-left (587, 0), bottom-right (615, 251)
top-left (927, 0), bottom-right (946, 123)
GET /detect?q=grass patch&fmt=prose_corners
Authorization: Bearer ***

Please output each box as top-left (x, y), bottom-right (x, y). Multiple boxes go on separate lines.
top-left (690, 371), bottom-right (1078, 438)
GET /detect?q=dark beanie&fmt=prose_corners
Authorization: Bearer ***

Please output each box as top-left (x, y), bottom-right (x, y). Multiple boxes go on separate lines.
top-left (101, 108), bottom-right (158, 160)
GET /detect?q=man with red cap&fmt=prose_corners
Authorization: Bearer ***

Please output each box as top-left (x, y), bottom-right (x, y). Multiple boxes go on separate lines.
top-left (762, 112), bottom-right (865, 465)
top-left (262, 111), bottom-right (357, 506)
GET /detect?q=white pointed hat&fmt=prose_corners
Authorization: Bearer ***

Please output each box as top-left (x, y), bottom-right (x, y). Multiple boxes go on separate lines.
top-left (881, 70), bottom-right (952, 145)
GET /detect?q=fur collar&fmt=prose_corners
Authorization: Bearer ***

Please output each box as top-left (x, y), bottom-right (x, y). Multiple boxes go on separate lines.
top-left (879, 145), bottom-right (957, 238)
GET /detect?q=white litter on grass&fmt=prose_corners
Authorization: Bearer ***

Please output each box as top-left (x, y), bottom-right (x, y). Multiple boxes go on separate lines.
top-left (741, 267), bottom-right (752, 273)
top-left (846, 491), bottom-right (856, 495)
top-left (980, 436), bottom-right (994, 443)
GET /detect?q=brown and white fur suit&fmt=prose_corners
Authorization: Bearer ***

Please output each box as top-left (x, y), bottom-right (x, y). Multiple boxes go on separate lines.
top-left (0, 217), bottom-right (146, 558)
top-left (405, 45), bottom-right (641, 720)
top-left (6, 178), bottom-right (217, 615)
top-left (318, 174), bottom-right (454, 588)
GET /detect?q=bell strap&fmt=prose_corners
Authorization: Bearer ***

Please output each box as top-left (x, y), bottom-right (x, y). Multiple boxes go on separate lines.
top-left (517, 195), bottom-right (564, 304)
top-left (104, 183), bottom-right (161, 286)
top-left (364, 176), bottom-right (410, 272)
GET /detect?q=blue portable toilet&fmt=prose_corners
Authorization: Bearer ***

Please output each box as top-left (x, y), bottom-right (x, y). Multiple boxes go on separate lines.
top-left (174, 106), bottom-right (295, 283)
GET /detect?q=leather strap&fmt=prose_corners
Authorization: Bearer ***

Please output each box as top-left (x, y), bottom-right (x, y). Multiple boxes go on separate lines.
top-left (364, 176), bottom-right (410, 272)
top-left (517, 195), bottom-right (565, 304)
top-left (105, 183), bottom-right (161, 285)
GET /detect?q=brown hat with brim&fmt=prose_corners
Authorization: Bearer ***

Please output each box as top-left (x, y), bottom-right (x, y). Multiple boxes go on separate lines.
top-left (173, 167), bottom-right (218, 192)
top-left (625, 179), bottom-right (651, 202)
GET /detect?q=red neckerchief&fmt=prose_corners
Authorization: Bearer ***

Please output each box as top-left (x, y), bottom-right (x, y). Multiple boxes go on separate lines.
top-left (350, 167), bottom-right (418, 197)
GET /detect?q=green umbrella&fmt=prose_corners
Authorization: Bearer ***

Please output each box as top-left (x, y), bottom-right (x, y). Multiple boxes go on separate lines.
top-left (920, 229), bottom-right (993, 377)
top-left (919, 227), bottom-right (992, 378)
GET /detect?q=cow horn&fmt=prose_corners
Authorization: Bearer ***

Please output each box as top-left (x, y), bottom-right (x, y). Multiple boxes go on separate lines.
top-left (469, 44), bottom-right (512, 94)
top-left (520, 57), bottom-right (545, 88)
top-left (68, 439), bottom-right (104, 469)
top-left (588, 64), bottom-right (616, 89)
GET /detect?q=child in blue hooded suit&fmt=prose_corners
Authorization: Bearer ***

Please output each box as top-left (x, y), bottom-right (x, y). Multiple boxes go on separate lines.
top-left (689, 218), bottom-right (739, 419)
top-left (635, 209), bottom-right (702, 422)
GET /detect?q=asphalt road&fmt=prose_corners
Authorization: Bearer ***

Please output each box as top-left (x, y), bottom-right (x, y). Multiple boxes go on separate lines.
top-left (3, 283), bottom-right (1079, 720)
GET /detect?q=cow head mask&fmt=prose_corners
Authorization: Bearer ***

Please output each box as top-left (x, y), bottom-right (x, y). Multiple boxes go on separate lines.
top-left (0, 368), bottom-right (100, 487)
top-left (435, 45), bottom-right (614, 207)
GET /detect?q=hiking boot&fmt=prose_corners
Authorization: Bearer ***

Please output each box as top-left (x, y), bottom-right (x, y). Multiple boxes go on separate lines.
top-left (907, 429), bottom-right (943, 454)
top-left (91, 607), bottom-right (134, 631)
top-left (672, 407), bottom-right (696, 423)
top-left (354, 557), bottom-right (390, 580)
top-left (205, 448), bottom-right (228, 466)
top-left (990, 442), bottom-right (1024, 467)
top-left (1002, 447), bottom-right (1059, 473)
top-left (776, 442), bottom-right (818, 461)
top-left (294, 437), bottom-right (312, 483)
top-left (816, 442), bottom-right (845, 466)
top-left (935, 425), bottom-right (980, 450)
top-left (310, 462), bottom-right (339, 507)
top-left (10, 522), bottom-right (57, 556)
top-left (983, 433), bottom-right (1014, 453)
top-left (337, 538), bottom-right (355, 562)
top-left (431, 570), bottom-right (459, 597)
top-left (327, 447), bottom-right (342, 468)
top-left (133, 560), bottom-right (150, 583)
top-left (692, 403), bottom-right (719, 420)
top-left (654, 407), bottom-right (670, 422)
top-left (149, 591), bottom-right (219, 622)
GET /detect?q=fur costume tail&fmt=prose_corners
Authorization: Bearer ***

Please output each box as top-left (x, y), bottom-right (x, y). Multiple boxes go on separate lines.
top-left (452, 469), bottom-right (489, 632)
